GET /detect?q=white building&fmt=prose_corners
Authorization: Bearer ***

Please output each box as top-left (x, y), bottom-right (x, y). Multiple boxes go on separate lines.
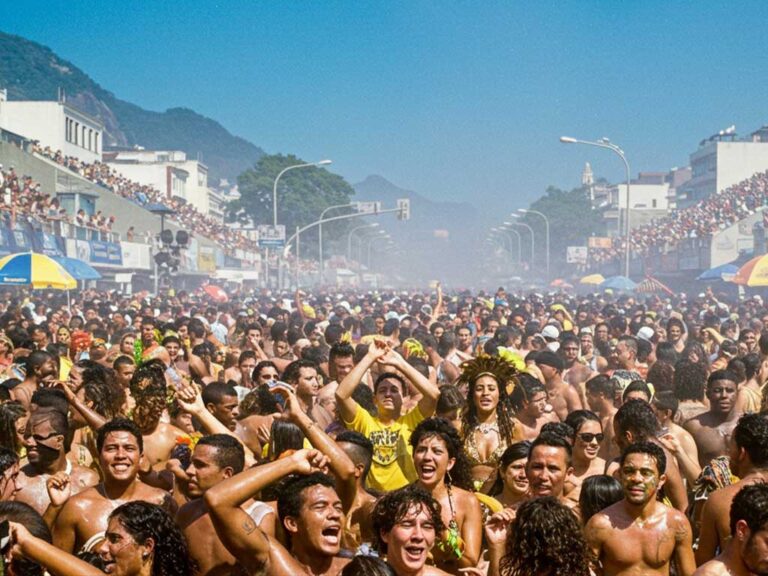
top-left (103, 149), bottom-right (210, 214)
top-left (678, 126), bottom-right (768, 206)
top-left (0, 90), bottom-right (103, 163)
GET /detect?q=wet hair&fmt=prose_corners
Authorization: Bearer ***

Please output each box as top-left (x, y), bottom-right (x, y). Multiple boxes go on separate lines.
top-left (539, 422), bottom-right (575, 442)
top-left (336, 430), bottom-right (374, 483)
top-left (195, 434), bottom-right (245, 474)
top-left (622, 380), bottom-right (653, 403)
top-left (82, 366), bottom-right (126, 420)
top-left (529, 432), bottom-right (572, 467)
top-left (277, 471), bottom-right (337, 522)
top-left (619, 440), bottom-right (667, 475)
top-left (0, 400), bottom-right (26, 453)
top-left (97, 417), bottom-right (144, 454)
top-left (340, 556), bottom-right (396, 576)
top-left (30, 388), bottom-right (68, 415)
top-left (410, 417), bottom-right (473, 490)
top-left (727, 358), bottom-right (746, 384)
top-left (564, 410), bottom-right (601, 437)
top-left (0, 445), bottom-right (18, 475)
top-left (0, 501), bottom-right (52, 576)
top-left (110, 501), bottom-right (196, 576)
top-left (733, 414), bottom-right (768, 467)
top-left (499, 496), bottom-right (592, 576)
top-left (652, 391), bottom-right (678, 418)
top-left (269, 420), bottom-right (305, 459)
top-left (673, 359), bottom-right (707, 402)
top-left (614, 399), bottom-right (660, 441)
top-left (742, 353), bottom-right (761, 381)
top-left (509, 373), bottom-right (546, 412)
top-left (436, 384), bottom-right (467, 415)
top-left (282, 359), bottom-right (318, 385)
top-left (201, 382), bottom-right (238, 406)
top-left (372, 485), bottom-right (445, 555)
top-left (585, 374), bottom-right (613, 398)
top-left (730, 483), bottom-right (768, 536)
top-left (579, 476), bottom-right (623, 524)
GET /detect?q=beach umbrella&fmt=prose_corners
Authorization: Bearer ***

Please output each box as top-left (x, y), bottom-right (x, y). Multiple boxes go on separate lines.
top-left (696, 263), bottom-right (739, 282)
top-left (731, 255), bottom-right (768, 286)
top-left (580, 273), bottom-right (605, 285)
top-left (203, 284), bottom-right (229, 303)
top-left (635, 276), bottom-right (675, 296)
top-left (599, 275), bottom-right (637, 292)
top-left (53, 256), bottom-right (102, 281)
top-left (0, 252), bottom-right (76, 289)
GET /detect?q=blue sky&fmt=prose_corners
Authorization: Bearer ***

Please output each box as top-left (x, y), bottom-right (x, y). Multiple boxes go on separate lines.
top-left (3, 1), bottom-right (768, 211)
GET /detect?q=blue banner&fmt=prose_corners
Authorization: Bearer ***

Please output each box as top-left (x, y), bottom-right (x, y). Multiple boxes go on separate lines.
top-left (33, 232), bottom-right (65, 257)
top-left (90, 240), bottom-right (123, 265)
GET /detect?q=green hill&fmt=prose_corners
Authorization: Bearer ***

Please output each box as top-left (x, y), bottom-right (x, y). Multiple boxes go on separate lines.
top-left (0, 30), bottom-right (263, 183)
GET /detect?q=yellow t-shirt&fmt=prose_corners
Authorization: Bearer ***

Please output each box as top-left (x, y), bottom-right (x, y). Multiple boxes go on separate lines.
top-left (344, 404), bottom-right (424, 492)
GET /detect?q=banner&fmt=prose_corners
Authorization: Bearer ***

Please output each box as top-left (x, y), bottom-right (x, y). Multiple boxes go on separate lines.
top-left (198, 246), bottom-right (216, 272)
top-left (566, 246), bottom-right (588, 264)
top-left (588, 237), bottom-right (612, 249)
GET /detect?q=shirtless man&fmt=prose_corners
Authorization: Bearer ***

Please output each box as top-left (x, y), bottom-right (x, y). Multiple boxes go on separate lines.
top-left (176, 434), bottom-right (265, 576)
top-left (371, 485), bottom-right (451, 576)
top-left (585, 375), bottom-right (618, 460)
top-left (684, 370), bottom-right (738, 466)
top-left (206, 449), bottom-right (351, 576)
top-left (334, 430), bottom-right (377, 551)
top-left (52, 417), bottom-right (175, 553)
top-left (139, 316), bottom-right (170, 366)
top-left (315, 343), bottom-right (356, 430)
top-left (696, 414), bottom-right (768, 565)
top-left (536, 351), bottom-right (583, 422)
top-left (15, 407), bottom-right (98, 515)
top-left (695, 483), bottom-right (768, 576)
top-left (585, 441), bottom-right (696, 576)
top-left (652, 392), bottom-right (701, 485)
top-left (283, 359), bottom-right (321, 419)
top-left (202, 382), bottom-right (240, 432)
top-left (10, 351), bottom-right (58, 410)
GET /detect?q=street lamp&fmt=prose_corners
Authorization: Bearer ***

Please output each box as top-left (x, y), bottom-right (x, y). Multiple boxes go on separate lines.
top-left (492, 226), bottom-right (522, 263)
top-left (346, 223), bottom-right (379, 260)
top-left (560, 135), bottom-right (631, 277)
top-left (318, 201), bottom-right (355, 284)
top-left (365, 233), bottom-right (391, 268)
top-left (517, 209), bottom-right (549, 280)
top-left (503, 220), bottom-right (535, 265)
top-left (359, 230), bottom-right (387, 263)
top-left (272, 159), bottom-right (332, 226)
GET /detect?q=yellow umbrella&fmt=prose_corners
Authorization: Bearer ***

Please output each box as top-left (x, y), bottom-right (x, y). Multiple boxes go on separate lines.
top-left (732, 255), bottom-right (768, 287)
top-left (580, 273), bottom-right (605, 285)
top-left (0, 252), bottom-right (77, 289)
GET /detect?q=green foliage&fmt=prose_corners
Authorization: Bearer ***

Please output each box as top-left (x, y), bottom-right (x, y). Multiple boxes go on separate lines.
top-left (231, 154), bottom-right (356, 256)
top-left (522, 185), bottom-right (605, 268)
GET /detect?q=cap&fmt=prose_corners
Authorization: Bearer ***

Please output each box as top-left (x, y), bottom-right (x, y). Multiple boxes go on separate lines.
top-left (541, 325), bottom-right (560, 340)
top-left (636, 326), bottom-right (655, 342)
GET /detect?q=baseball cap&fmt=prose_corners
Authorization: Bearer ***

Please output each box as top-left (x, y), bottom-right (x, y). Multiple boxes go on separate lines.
top-left (636, 326), bottom-right (655, 342)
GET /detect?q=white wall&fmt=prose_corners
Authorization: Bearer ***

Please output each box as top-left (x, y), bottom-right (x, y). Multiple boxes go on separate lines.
top-left (716, 142), bottom-right (768, 193)
top-left (613, 183), bottom-right (670, 210)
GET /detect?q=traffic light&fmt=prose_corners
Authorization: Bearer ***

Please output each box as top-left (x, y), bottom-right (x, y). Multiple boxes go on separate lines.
top-left (397, 198), bottom-right (410, 221)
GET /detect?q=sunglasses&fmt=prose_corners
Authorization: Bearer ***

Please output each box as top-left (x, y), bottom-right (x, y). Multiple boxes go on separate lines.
top-left (578, 433), bottom-right (604, 444)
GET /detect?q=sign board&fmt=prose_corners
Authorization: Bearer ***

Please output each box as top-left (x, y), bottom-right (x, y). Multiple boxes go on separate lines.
top-left (566, 246), bottom-right (588, 264)
top-left (587, 237), bottom-right (612, 249)
top-left (257, 225), bottom-right (286, 248)
top-left (355, 202), bottom-right (381, 215)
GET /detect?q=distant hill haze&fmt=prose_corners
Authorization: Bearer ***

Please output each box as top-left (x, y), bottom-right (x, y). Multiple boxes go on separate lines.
top-left (0, 30), bottom-right (263, 184)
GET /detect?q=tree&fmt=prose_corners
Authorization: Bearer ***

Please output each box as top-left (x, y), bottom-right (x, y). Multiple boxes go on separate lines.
top-left (521, 185), bottom-right (605, 272)
top-left (229, 154), bottom-right (356, 257)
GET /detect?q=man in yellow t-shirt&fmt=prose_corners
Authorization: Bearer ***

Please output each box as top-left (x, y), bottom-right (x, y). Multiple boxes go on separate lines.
top-left (336, 342), bottom-right (439, 492)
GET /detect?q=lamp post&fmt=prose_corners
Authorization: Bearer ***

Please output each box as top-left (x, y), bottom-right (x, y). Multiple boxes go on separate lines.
top-left (504, 221), bottom-right (535, 265)
top-left (359, 230), bottom-right (386, 263)
top-left (272, 159), bottom-right (332, 226)
top-left (517, 209), bottom-right (550, 280)
top-left (318, 202), bottom-right (355, 285)
top-left (560, 136), bottom-right (631, 277)
top-left (346, 223), bottom-right (379, 261)
top-left (364, 233), bottom-right (391, 269)
top-left (492, 226), bottom-right (522, 263)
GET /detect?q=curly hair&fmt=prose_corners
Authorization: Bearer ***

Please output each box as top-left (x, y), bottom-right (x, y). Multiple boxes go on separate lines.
top-left (614, 399), bottom-right (660, 441)
top-left (673, 359), bottom-right (707, 402)
top-left (499, 496), bottom-right (593, 576)
top-left (0, 400), bottom-right (26, 453)
top-left (460, 355), bottom-right (517, 448)
top-left (130, 361), bottom-right (167, 432)
top-left (372, 485), bottom-right (445, 555)
top-left (730, 482), bottom-right (768, 535)
top-left (411, 417), bottom-right (473, 490)
top-left (83, 368), bottom-right (126, 420)
top-left (110, 501), bottom-right (197, 576)
top-left (734, 413), bottom-right (768, 467)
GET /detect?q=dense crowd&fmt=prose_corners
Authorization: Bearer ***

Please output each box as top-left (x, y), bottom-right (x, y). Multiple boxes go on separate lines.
top-left (590, 170), bottom-right (768, 268)
top-left (1, 283), bottom-right (768, 575)
top-left (32, 144), bottom-right (257, 253)
top-left (1, 165), bottom-right (117, 234)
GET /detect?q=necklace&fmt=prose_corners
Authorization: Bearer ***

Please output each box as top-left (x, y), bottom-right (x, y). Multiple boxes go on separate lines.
top-left (477, 422), bottom-right (498, 434)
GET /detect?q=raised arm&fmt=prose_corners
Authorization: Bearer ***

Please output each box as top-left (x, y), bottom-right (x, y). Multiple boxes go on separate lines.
top-left (10, 522), bottom-right (104, 576)
top-left (204, 449), bottom-right (328, 572)
top-left (335, 342), bottom-right (387, 422)
top-left (378, 349), bottom-right (440, 417)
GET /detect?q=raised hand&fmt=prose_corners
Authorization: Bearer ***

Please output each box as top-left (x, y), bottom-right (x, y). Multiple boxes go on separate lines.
top-left (175, 383), bottom-right (205, 415)
top-left (657, 432), bottom-right (681, 455)
top-left (290, 449), bottom-right (330, 475)
top-left (485, 508), bottom-right (516, 548)
top-left (46, 472), bottom-right (71, 508)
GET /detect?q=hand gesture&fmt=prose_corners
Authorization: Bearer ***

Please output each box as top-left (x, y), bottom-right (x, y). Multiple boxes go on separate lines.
top-left (8, 521), bottom-right (33, 558)
top-left (366, 340), bottom-right (390, 362)
top-left (377, 348), bottom-right (404, 369)
top-left (175, 383), bottom-right (205, 415)
top-left (485, 508), bottom-right (516, 549)
top-left (166, 459), bottom-right (190, 484)
top-left (290, 449), bottom-right (330, 475)
top-left (53, 380), bottom-right (77, 402)
top-left (46, 471), bottom-right (71, 508)
top-left (657, 432), bottom-right (681, 455)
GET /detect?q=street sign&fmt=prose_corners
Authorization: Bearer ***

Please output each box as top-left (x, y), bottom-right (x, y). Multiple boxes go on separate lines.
top-left (355, 201), bottom-right (381, 214)
top-left (257, 225), bottom-right (286, 248)
top-left (567, 246), bottom-right (588, 264)
top-left (397, 198), bottom-right (411, 221)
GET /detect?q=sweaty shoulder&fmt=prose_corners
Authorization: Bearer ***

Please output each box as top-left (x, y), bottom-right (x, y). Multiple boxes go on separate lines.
top-left (693, 559), bottom-right (729, 576)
